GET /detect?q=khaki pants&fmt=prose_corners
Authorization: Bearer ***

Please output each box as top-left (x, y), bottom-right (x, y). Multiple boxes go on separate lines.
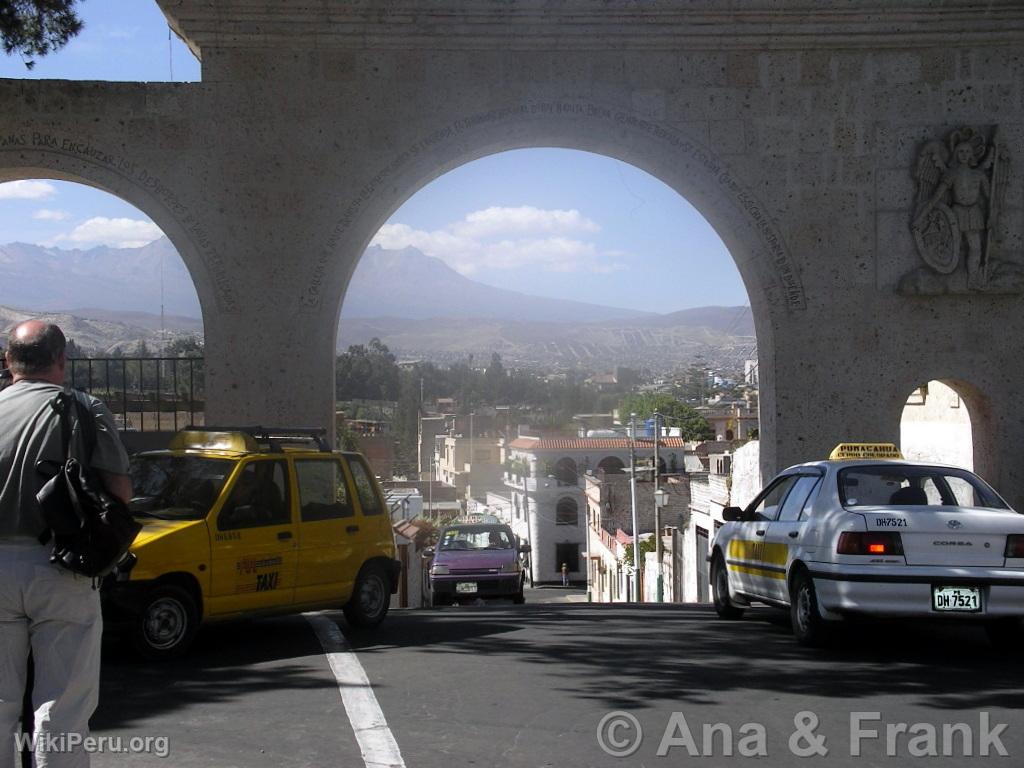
top-left (0, 542), bottom-right (101, 768)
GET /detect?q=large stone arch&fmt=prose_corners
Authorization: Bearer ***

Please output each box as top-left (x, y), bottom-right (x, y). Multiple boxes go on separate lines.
top-left (318, 103), bottom-right (795, 470)
top-left (0, 143), bottom-right (232, 318)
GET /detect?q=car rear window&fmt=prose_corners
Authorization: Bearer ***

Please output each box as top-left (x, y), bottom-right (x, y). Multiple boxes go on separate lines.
top-left (439, 525), bottom-right (514, 551)
top-left (838, 465), bottom-right (1009, 510)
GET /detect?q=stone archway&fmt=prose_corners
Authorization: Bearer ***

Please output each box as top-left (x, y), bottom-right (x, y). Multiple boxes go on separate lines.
top-left (0, 146), bottom-right (230, 317)
top-left (322, 106), bottom-right (794, 471)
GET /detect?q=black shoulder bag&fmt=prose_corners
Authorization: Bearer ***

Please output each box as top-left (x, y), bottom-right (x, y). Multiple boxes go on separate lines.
top-left (35, 390), bottom-right (141, 578)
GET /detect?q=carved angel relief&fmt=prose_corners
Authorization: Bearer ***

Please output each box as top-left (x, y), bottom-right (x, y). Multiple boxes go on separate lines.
top-left (899, 126), bottom-right (1023, 295)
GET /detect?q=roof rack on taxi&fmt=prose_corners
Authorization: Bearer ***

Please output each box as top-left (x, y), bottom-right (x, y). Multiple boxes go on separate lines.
top-left (187, 426), bottom-right (331, 453)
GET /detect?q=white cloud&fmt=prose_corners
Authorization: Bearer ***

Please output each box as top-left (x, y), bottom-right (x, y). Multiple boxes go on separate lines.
top-left (32, 208), bottom-right (69, 221)
top-left (0, 180), bottom-right (56, 200)
top-left (54, 217), bottom-right (163, 249)
top-left (372, 206), bottom-right (625, 276)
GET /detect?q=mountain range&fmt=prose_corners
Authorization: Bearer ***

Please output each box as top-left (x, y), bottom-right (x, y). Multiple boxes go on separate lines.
top-left (0, 238), bottom-right (755, 370)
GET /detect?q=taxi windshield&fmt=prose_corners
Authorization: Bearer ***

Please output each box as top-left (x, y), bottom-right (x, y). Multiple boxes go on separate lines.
top-left (838, 465), bottom-right (1009, 510)
top-left (439, 525), bottom-right (513, 551)
top-left (129, 455), bottom-right (233, 520)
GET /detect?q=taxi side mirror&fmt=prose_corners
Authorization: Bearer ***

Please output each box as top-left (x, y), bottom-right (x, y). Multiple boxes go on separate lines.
top-left (421, 547), bottom-right (435, 559)
top-left (519, 543), bottom-right (532, 554)
top-left (722, 506), bottom-right (747, 522)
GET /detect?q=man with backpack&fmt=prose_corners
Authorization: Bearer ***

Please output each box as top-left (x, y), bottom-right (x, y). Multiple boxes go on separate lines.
top-left (0, 321), bottom-right (130, 768)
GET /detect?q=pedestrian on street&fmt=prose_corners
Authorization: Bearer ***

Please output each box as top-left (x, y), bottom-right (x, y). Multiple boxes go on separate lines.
top-left (561, 562), bottom-right (569, 587)
top-left (0, 321), bottom-right (131, 768)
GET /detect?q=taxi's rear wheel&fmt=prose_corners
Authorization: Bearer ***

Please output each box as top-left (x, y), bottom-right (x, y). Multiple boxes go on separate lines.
top-left (790, 570), bottom-right (831, 647)
top-left (133, 585), bottom-right (200, 660)
top-left (343, 563), bottom-right (390, 628)
top-left (711, 553), bottom-right (744, 619)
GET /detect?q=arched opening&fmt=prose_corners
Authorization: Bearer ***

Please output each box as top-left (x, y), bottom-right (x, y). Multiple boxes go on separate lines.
top-left (900, 380), bottom-right (977, 472)
top-left (337, 147), bottom-right (761, 477)
top-left (0, 177), bottom-right (206, 440)
top-left (554, 457), bottom-right (578, 487)
top-left (555, 497), bottom-right (579, 526)
top-left (596, 456), bottom-right (626, 475)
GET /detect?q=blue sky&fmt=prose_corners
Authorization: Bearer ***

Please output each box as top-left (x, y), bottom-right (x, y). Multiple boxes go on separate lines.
top-left (0, 1), bottom-right (747, 315)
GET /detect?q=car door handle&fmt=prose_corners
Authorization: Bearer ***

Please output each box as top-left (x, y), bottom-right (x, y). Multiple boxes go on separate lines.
top-left (346, 525), bottom-right (360, 534)
top-left (787, 531), bottom-right (800, 539)
top-left (755, 530), bottom-right (766, 536)
top-left (277, 531), bottom-right (293, 541)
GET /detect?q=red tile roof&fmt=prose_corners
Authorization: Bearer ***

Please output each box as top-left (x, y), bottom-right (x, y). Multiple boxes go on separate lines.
top-left (508, 437), bottom-right (686, 451)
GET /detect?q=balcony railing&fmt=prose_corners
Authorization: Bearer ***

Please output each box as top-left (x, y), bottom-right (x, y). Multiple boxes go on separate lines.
top-left (66, 357), bottom-right (204, 433)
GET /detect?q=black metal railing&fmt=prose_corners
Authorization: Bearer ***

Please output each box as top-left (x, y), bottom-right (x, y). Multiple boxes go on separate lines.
top-left (66, 357), bottom-right (205, 433)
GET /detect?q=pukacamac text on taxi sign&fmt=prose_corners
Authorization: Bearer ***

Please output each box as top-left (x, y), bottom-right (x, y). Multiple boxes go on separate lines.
top-left (828, 443), bottom-right (903, 461)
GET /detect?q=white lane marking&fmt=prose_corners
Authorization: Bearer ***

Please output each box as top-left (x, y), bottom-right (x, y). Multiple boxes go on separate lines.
top-left (305, 613), bottom-right (407, 768)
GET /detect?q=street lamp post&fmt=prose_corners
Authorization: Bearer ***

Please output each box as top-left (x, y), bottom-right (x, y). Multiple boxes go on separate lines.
top-left (629, 412), bottom-right (641, 603)
top-left (653, 411), bottom-right (664, 603)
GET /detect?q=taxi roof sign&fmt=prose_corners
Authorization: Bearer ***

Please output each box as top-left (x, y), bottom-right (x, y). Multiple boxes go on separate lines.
top-left (169, 430), bottom-right (259, 453)
top-left (829, 443), bottom-right (903, 461)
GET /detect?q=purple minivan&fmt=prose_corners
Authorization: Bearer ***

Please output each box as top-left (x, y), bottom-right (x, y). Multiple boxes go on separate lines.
top-left (427, 522), bottom-right (529, 606)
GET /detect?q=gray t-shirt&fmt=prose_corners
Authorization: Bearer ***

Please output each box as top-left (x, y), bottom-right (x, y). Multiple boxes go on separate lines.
top-left (0, 381), bottom-right (130, 541)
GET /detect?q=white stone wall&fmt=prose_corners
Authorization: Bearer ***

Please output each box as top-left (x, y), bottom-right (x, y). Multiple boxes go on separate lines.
top-left (730, 441), bottom-right (762, 510)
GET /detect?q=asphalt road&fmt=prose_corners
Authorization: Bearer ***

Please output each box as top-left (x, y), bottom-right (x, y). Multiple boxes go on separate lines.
top-left (88, 590), bottom-right (1024, 767)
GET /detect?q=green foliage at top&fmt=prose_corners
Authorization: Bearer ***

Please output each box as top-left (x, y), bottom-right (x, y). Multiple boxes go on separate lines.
top-left (621, 536), bottom-right (657, 567)
top-left (1, 0), bottom-right (82, 68)
top-left (618, 392), bottom-right (713, 441)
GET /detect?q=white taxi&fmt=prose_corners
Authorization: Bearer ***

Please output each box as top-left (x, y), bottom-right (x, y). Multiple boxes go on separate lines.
top-left (710, 443), bottom-right (1024, 647)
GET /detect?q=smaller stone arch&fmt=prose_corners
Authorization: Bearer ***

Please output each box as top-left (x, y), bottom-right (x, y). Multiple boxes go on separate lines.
top-left (555, 496), bottom-right (579, 526)
top-left (898, 378), bottom-right (993, 479)
top-left (554, 457), bottom-right (578, 486)
top-left (596, 456), bottom-right (625, 475)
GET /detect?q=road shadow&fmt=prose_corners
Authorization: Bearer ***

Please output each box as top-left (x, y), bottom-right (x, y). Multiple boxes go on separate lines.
top-left (348, 603), bottom-right (1024, 711)
top-left (92, 608), bottom-right (521, 730)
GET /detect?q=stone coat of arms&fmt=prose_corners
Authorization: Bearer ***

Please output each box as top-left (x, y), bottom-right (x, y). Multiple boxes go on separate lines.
top-left (899, 126), bottom-right (1023, 295)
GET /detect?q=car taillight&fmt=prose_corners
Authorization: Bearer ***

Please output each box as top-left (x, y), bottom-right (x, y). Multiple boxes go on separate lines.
top-left (837, 532), bottom-right (904, 556)
top-left (1005, 535), bottom-right (1024, 558)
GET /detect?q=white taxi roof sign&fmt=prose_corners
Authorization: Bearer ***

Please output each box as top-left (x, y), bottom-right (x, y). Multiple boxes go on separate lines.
top-left (829, 443), bottom-right (903, 461)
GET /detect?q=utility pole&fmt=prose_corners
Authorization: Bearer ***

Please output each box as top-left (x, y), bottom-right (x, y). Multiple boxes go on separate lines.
top-left (629, 412), bottom-right (641, 603)
top-left (653, 411), bottom-right (664, 603)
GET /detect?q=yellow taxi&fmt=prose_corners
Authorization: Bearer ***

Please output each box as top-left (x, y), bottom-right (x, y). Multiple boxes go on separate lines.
top-left (710, 443), bottom-right (1024, 647)
top-left (102, 427), bottom-right (401, 658)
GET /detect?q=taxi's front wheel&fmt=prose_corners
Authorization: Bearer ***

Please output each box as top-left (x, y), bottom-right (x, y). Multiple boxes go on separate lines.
top-left (790, 570), bottom-right (832, 647)
top-left (133, 585), bottom-right (200, 660)
top-left (343, 564), bottom-right (391, 628)
top-left (711, 554), bottom-right (744, 619)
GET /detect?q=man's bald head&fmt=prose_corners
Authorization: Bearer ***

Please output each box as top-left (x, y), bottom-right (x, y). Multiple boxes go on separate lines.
top-left (6, 321), bottom-right (66, 382)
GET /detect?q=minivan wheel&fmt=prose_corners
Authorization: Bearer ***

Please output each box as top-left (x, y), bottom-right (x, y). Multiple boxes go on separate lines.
top-left (711, 553), bottom-right (744, 619)
top-left (133, 585), bottom-right (200, 660)
top-left (790, 570), bottom-right (832, 647)
top-left (343, 564), bottom-right (390, 628)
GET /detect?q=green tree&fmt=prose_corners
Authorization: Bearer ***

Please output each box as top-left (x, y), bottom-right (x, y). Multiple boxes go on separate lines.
top-left (618, 392), bottom-right (713, 441)
top-left (335, 338), bottom-right (400, 401)
top-left (621, 536), bottom-right (657, 567)
top-left (1, 0), bottom-right (83, 68)
top-left (165, 335), bottom-right (204, 357)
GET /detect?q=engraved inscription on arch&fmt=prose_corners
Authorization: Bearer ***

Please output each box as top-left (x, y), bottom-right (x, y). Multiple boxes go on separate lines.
top-left (0, 129), bottom-right (238, 313)
top-left (308, 101), bottom-right (805, 313)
